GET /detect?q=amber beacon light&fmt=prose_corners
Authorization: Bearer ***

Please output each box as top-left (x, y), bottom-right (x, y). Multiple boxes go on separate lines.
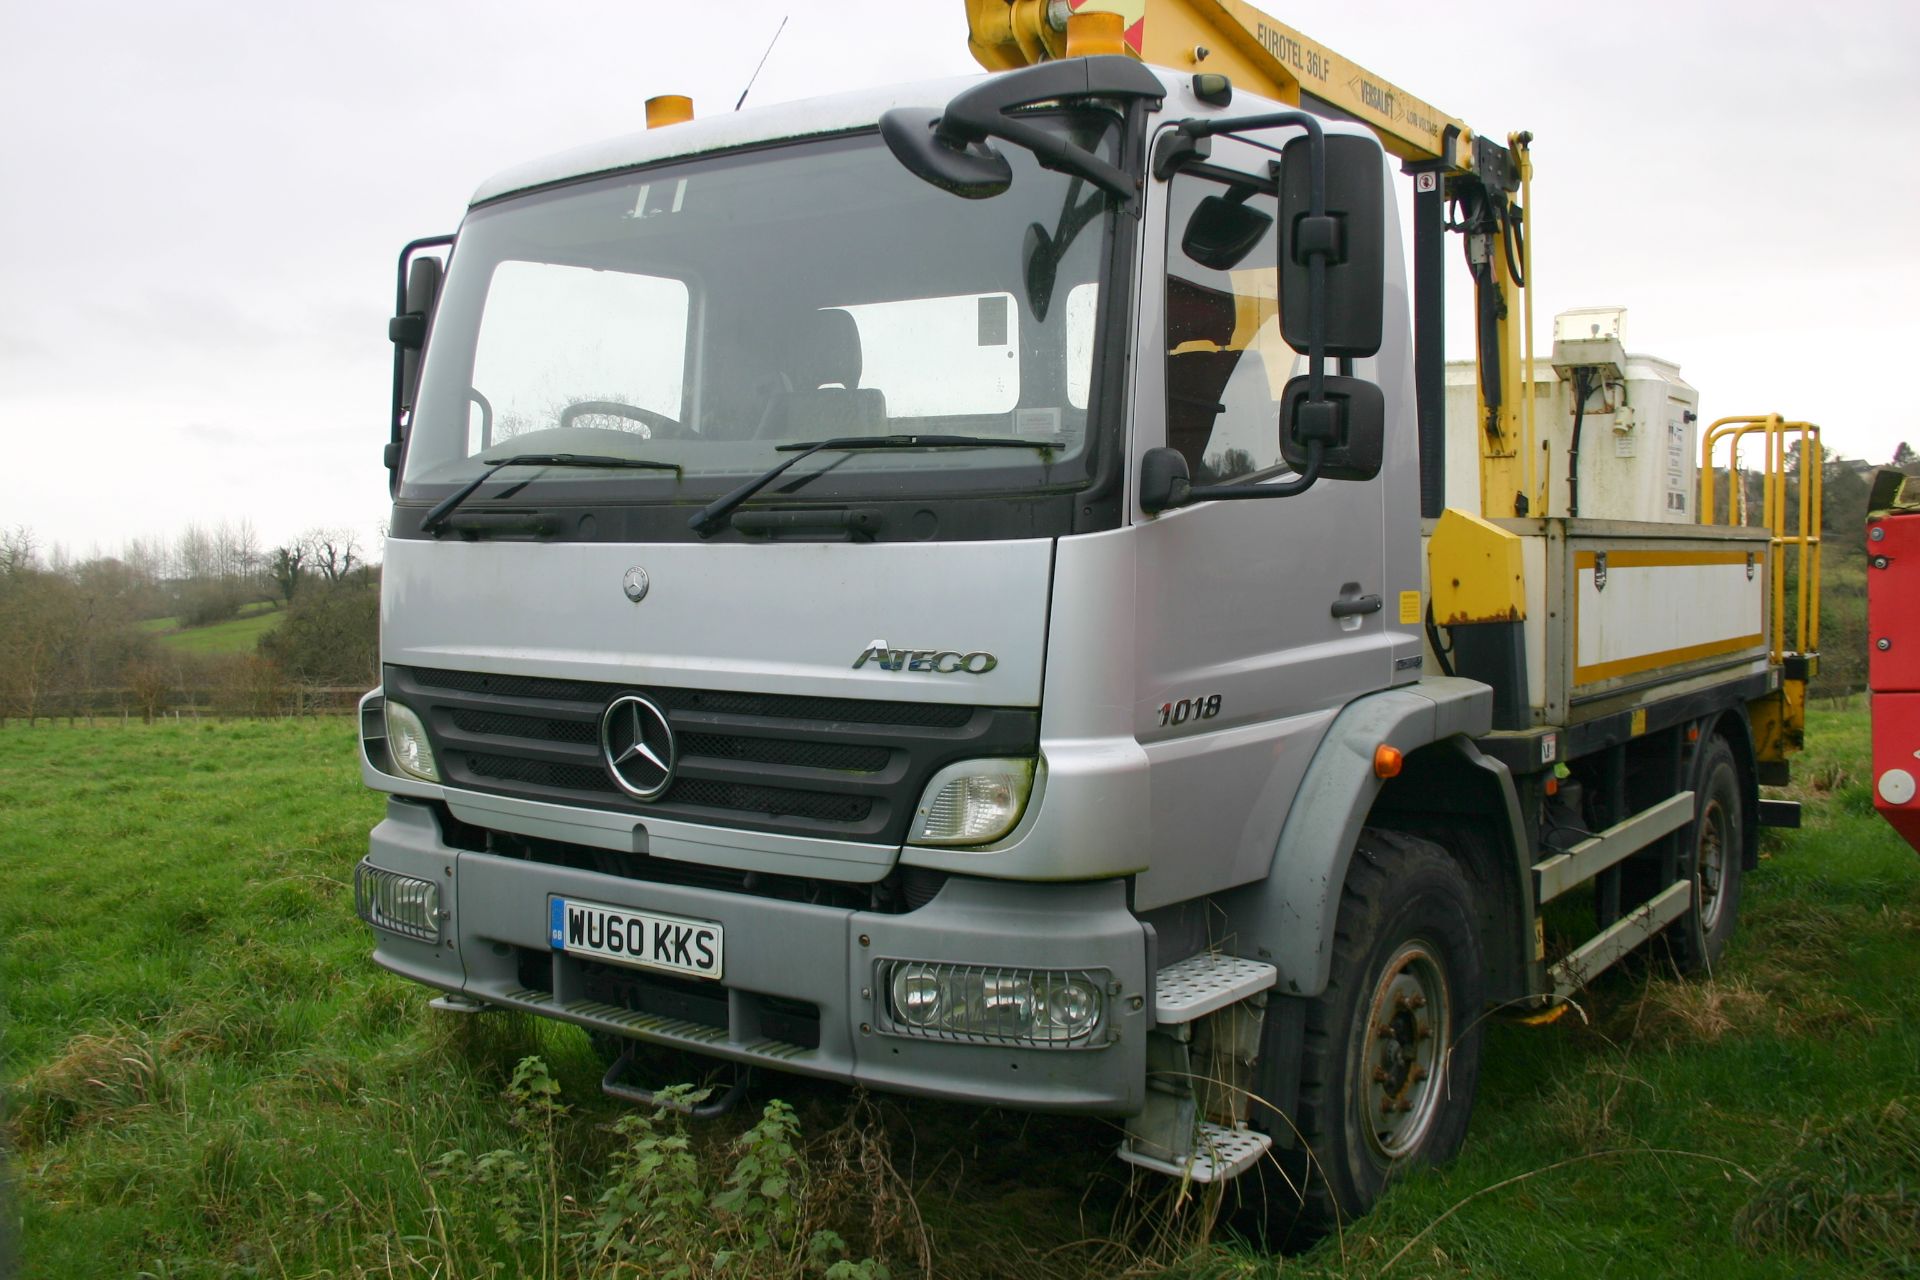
top-left (645, 94), bottom-right (694, 128)
top-left (1064, 9), bottom-right (1125, 57)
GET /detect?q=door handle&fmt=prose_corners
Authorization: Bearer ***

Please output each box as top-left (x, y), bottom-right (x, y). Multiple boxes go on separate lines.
top-left (1330, 593), bottom-right (1382, 619)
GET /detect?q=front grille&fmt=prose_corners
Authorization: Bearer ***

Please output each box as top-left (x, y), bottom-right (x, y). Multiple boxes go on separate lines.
top-left (387, 664), bottom-right (1037, 844)
top-left (667, 778), bottom-right (871, 824)
top-left (417, 666), bottom-right (974, 727)
top-left (452, 708), bottom-right (598, 745)
top-left (469, 753), bottom-right (618, 793)
top-left (676, 733), bottom-right (889, 773)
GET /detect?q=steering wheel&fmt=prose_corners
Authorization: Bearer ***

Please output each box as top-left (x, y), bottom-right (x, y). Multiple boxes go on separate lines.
top-left (558, 399), bottom-right (686, 439)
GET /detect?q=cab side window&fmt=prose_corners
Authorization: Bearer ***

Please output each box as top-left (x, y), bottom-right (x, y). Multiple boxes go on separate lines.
top-left (1164, 174), bottom-right (1292, 484)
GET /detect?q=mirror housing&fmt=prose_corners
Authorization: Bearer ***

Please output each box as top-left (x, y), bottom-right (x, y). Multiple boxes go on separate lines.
top-left (1279, 132), bottom-right (1385, 359)
top-left (387, 236), bottom-right (452, 493)
top-left (878, 107), bottom-right (1013, 199)
top-left (879, 56), bottom-right (1165, 210)
top-left (1278, 374), bottom-right (1384, 481)
top-left (1181, 193), bottom-right (1273, 271)
top-left (1139, 446), bottom-right (1193, 514)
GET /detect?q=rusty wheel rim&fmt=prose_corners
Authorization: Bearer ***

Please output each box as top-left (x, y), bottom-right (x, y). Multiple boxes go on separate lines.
top-left (1359, 940), bottom-right (1452, 1161)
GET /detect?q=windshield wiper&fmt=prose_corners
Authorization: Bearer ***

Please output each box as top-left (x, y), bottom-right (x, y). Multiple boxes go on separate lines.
top-left (421, 453), bottom-right (681, 535)
top-left (687, 434), bottom-right (1062, 538)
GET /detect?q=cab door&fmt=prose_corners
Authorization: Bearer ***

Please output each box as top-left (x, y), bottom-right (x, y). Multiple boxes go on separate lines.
top-left (1129, 129), bottom-right (1395, 910)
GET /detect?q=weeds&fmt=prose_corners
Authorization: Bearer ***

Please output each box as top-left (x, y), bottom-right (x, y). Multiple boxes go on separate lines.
top-left (1734, 1099), bottom-right (1920, 1274)
top-left (10, 1027), bottom-right (170, 1146)
top-left (427, 1057), bottom-right (890, 1279)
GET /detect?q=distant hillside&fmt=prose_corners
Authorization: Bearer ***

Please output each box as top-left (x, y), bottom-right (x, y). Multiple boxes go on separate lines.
top-left (138, 603), bottom-right (284, 655)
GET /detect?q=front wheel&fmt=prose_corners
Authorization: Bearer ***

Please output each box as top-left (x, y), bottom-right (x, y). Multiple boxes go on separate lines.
top-left (1240, 828), bottom-right (1487, 1244)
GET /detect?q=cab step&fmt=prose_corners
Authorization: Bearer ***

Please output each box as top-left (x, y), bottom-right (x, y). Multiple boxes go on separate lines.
top-left (1154, 952), bottom-right (1277, 1023)
top-left (1120, 952), bottom-right (1280, 1184)
top-left (1119, 1120), bottom-right (1273, 1183)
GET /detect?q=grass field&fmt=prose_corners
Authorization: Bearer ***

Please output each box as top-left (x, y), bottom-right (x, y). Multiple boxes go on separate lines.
top-left (2, 709), bottom-right (1916, 1277)
top-left (137, 602), bottom-right (284, 654)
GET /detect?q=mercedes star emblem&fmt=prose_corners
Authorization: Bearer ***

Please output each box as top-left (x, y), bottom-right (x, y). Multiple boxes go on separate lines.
top-left (622, 566), bottom-right (651, 603)
top-left (600, 694), bottom-right (676, 800)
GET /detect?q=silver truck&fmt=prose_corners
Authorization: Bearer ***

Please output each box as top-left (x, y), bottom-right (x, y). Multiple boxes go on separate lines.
top-left (355, 10), bottom-right (1814, 1238)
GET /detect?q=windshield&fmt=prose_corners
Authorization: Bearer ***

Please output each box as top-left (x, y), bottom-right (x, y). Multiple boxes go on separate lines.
top-left (402, 119), bottom-right (1120, 528)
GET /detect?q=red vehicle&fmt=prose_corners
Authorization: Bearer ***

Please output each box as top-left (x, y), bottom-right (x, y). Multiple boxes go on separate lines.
top-left (1868, 470), bottom-right (1920, 853)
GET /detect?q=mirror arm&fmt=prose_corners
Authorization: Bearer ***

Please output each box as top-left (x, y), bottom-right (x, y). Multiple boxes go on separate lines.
top-left (1183, 442), bottom-right (1325, 504)
top-left (1166, 110), bottom-right (1333, 377)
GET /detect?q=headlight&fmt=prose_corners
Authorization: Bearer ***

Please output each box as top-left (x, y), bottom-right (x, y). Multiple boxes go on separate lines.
top-left (384, 700), bottom-right (440, 782)
top-left (880, 960), bottom-right (1106, 1047)
top-left (908, 758), bottom-right (1034, 845)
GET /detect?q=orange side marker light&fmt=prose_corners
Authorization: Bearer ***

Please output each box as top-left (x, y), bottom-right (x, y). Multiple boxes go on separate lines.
top-left (1373, 744), bottom-right (1403, 779)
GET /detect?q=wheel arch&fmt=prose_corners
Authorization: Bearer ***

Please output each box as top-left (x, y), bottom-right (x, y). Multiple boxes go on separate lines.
top-left (1222, 677), bottom-right (1525, 999)
top-left (1367, 737), bottom-right (1539, 1004)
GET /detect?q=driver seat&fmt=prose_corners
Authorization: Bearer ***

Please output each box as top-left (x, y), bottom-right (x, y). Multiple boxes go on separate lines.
top-left (756, 308), bottom-right (888, 439)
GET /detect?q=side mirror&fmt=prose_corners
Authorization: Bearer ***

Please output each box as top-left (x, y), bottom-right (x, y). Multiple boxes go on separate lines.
top-left (878, 107), bottom-right (1013, 199)
top-left (1278, 374), bottom-right (1384, 481)
top-left (1279, 133), bottom-right (1384, 359)
top-left (878, 56), bottom-right (1165, 208)
top-left (1138, 446), bottom-right (1193, 514)
top-left (387, 237), bottom-right (452, 493)
top-left (1181, 194), bottom-right (1273, 271)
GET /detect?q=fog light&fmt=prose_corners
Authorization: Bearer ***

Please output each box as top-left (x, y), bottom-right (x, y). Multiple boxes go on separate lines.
top-left (894, 967), bottom-right (944, 1028)
top-left (355, 860), bottom-right (441, 942)
top-left (908, 758), bottom-right (1034, 846)
top-left (384, 699), bottom-right (440, 782)
top-left (880, 961), bottom-right (1106, 1047)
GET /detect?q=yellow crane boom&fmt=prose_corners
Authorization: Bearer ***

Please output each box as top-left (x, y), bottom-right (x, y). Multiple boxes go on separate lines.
top-left (963, 0), bottom-right (1538, 521)
top-left (966, 0), bottom-right (1471, 168)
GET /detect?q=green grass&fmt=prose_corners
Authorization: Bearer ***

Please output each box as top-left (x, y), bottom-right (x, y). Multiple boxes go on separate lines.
top-left (136, 604), bottom-right (284, 654)
top-left (3, 709), bottom-right (1916, 1277)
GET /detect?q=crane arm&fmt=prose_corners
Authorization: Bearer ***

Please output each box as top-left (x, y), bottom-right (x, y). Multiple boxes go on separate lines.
top-left (964, 0), bottom-right (1473, 171)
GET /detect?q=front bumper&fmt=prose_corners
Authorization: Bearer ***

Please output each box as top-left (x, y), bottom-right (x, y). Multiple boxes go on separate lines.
top-left (362, 799), bottom-right (1151, 1114)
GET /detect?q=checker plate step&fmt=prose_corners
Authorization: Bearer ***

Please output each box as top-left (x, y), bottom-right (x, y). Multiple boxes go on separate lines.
top-left (1154, 953), bottom-right (1277, 1023)
top-left (1119, 1122), bottom-right (1273, 1183)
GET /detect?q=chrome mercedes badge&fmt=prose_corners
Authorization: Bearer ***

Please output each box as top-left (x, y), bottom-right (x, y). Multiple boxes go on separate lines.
top-left (622, 566), bottom-right (650, 603)
top-left (600, 694), bottom-right (676, 800)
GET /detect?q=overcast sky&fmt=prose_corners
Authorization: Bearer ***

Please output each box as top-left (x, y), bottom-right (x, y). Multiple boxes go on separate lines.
top-left (4, 0), bottom-right (1915, 560)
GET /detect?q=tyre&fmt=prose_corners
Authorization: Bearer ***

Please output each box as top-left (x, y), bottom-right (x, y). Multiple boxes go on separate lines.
top-left (1237, 828), bottom-right (1487, 1245)
top-left (1666, 735), bottom-right (1744, 974)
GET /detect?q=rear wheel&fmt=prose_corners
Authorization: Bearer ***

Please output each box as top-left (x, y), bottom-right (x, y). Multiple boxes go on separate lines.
top-left (1238, 828), bottom-right (1486, 1245)
top-left (1667, 736), bottom-right (1745, 973)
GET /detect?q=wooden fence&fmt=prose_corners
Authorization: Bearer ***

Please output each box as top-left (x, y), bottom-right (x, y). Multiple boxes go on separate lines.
top-left (6, 685), bottom-right (367, 724)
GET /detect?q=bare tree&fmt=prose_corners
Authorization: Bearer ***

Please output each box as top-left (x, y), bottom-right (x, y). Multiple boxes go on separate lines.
top-left (1, 526), bottom-right (37, 576)
top-left (305, 528), bottom-right (362, 584)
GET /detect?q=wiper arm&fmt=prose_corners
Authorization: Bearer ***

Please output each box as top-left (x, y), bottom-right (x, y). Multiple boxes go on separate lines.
top-left (688, 434), bottom-right (1061, 538)
top-left (421, 452), bottom-right (680, 535)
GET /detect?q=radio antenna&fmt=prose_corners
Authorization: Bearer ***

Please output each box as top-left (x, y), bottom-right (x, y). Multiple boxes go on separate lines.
top-left (735, 15), bottom-right (789, 111)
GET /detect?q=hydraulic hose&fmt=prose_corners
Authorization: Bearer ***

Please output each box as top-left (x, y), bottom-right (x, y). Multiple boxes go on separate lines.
top-left (1568, 369), bottom-right (1588, 518)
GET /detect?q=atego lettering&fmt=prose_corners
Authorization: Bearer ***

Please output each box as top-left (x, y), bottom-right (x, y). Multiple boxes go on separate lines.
top-left (852, 638), bottom-right (997, 674)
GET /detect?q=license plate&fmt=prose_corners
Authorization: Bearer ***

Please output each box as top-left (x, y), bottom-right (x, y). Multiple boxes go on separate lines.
top-left (549, 897), bottom-right (723, 980)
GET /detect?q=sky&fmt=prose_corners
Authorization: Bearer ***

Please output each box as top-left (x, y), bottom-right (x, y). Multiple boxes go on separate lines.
top-left (3, 0), bottom-right (1916, 560)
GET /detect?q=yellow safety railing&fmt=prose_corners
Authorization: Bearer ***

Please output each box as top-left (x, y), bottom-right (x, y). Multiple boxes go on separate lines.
top-left (1699, 414), bottom-right (1823, 665)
